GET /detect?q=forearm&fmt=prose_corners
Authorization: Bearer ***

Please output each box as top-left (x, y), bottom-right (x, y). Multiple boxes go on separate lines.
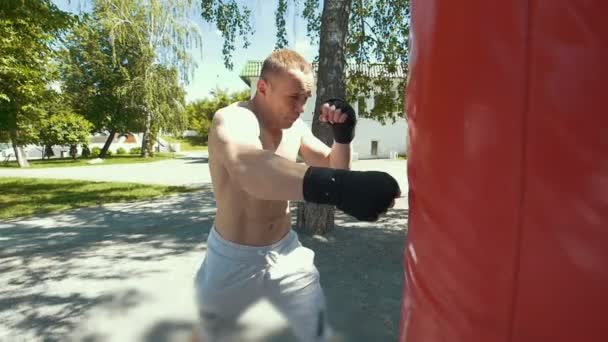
top-left (329, 142), bottom-right (352, 170)
top-left (228, 147), bottom-right (308, 201)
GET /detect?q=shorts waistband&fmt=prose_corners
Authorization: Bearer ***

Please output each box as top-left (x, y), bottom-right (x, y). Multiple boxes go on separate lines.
top-left (206, 226), bottom-right (299, 261)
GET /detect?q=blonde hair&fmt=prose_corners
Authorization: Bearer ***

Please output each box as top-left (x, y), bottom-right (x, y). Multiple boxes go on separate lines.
top-left (260, 49), bottom-right (313, 81)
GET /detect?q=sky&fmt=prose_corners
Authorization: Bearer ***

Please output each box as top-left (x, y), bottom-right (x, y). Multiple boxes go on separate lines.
top-left (52, 0), bottom-right (320, 103)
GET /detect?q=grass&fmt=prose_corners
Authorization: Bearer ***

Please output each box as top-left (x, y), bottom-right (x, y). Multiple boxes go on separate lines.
top-left (0, 153), bottom-right (176, 169)
top-left (164, 136), bottom-right (208, 151)
top-left (0, 177), bottom-right (198, 220)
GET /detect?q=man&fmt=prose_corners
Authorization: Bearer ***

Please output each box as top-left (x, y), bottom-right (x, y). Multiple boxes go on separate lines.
top-left (194, 49), bottom-right (400, 341)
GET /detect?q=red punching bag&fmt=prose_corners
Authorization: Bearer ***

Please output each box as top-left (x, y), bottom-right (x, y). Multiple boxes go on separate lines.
top-left (400, 1), bottom-right (608, 341)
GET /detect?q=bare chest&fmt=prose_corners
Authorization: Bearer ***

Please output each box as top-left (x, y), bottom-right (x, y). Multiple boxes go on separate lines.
top-left (259, 127), bottom-right (300, 161)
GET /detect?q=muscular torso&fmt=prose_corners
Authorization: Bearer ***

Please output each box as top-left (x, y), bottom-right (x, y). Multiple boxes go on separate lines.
top-left (209, 108), bottom-right (304, 246)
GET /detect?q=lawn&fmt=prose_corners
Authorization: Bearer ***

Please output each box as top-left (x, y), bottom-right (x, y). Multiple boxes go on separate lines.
top-left (164, 136), bottom-right (208, 151)
top-left (0, 177), bottom-right (197, 219)
top-left (0, 153), bottom-right (176, 169)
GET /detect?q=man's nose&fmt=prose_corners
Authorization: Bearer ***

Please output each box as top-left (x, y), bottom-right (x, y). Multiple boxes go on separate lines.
top-left (296, 102), bottom-right (306, 114)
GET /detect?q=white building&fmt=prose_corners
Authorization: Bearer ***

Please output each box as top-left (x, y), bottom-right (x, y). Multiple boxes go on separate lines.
top-left (239, 61), bottom-right (408, 160)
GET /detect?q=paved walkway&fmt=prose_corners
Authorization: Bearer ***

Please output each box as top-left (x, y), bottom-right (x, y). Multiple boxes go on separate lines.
top-left (0, 152), bottom-right (212, 187)
top-left (0, 153), bottom-right (409, 342)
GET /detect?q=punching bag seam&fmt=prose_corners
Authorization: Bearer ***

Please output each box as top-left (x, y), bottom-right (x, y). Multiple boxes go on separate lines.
top-left (506, 1), bottom-right (535, 340)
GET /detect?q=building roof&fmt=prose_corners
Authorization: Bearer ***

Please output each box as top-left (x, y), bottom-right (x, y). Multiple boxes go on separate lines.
top-left (239, 60), bottom-right (406, 86)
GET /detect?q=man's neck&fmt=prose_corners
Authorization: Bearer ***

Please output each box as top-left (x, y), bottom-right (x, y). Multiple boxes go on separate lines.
top-left (247, 97), bottom-right (281, 134)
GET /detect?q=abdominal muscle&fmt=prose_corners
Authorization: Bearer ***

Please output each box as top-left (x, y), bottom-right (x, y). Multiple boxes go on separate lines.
top-left (213, 187), bottom-right (293, 246)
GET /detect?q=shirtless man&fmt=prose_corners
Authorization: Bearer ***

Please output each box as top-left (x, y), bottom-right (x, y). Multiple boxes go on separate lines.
top-left (194, 49), bottom-right (400, 342)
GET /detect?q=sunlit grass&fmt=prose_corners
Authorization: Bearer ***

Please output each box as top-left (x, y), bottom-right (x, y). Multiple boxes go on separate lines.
top-left (0, 177), bottom-right (197, 219)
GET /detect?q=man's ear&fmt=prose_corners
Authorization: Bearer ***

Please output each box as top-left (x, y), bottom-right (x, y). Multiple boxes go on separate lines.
top-left (256, 78), bottom-right (269, 97)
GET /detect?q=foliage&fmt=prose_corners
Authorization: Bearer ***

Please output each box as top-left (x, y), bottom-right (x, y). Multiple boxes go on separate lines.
top-left (308, 0), bottom-right (409, 124)
top-left (129, 147), bottom-right (142, 155)
top-left (59, 14), bottom-right (143, 141)
top-left (0, 0), bottom-right (73, 156)
top-left (39, 111), bottom-right (94, 159)
top-left (94, 0), bottom-right (201, 156)
top-left (201, 0), bottom-right (253, 70)
top-left (144, 65), bottom-right (188, 154)
top-left (202, 0), bottom-right (410, 124)
top-left (81, 144), bottom-right (91, 157)
top-left (91, 146), bottom-right (102, 157)
top-left (185, 88), bottom-right (250, 143)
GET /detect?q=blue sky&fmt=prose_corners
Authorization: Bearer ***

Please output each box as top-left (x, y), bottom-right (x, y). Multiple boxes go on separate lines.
top-left (52, 0), bottom-right (320, 103)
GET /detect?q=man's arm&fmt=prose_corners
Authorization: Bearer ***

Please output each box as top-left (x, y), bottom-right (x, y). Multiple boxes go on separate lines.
top-left (299, 123), bottom-right (352, 169)
top-left (211, 105), bottom-right (400, 221)
top-left (210, 108), bottom-right (308, 201)
top-left (299, 98), bottom-right (357, 169)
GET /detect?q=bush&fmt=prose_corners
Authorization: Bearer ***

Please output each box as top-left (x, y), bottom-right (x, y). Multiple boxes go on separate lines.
top-left (129, 147), bottom-right (141, 155)
top-left (39, 112), bottom-right (93, 159)
top-left (116, 147), bottom-right (126, 155)
top-left (91, 147), bottom-right (101, 157)
top-left (105, 150), bottom-right (112, 157)
top-left (81, 144), bottom-right (91, 158)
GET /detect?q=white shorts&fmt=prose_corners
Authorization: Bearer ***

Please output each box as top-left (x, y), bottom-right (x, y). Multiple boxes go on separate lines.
top-left (194, 227), bottom-right (333, 342)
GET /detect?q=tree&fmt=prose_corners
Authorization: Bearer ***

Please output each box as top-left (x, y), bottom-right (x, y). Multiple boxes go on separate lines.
top-left (0, 0), bottom-right (73, 167)
top-left (343, 0), bottom-right (409, 124)
top-left (185, 88), bottom-right (250, 143)
top-left (94, 0), bottom-right (202, 157)
top-left (60, 14), bottom-right (143, 158)
top-left (142, 65), bottom-right (188, 156)
top-left (37, 88), bottom-right (74, 159)
top-left (296, 0), bottom-right (352, 234)
top-left (39, 112), bottom-right (93, 159)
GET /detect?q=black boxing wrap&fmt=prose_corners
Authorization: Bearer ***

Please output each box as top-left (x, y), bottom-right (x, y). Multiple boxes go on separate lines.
top-left (324, 98), bottom-right (356, 144)
top-left (302, 166), bottom-right (347, 206)
top-left (302, 166), bottom-right (400, 221)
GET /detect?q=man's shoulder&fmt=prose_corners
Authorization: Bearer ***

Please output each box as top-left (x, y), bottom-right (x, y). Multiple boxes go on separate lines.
top-left (213, 102), bottom-right (258, 126)
top-left (211, 102), bottom-right (260, 144)
top-left (216, 101), bottom-right (254, 117)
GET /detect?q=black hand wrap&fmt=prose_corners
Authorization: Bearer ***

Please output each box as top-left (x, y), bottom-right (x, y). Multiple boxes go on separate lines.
top-left (303, 166), bottom-right (400, 221)
top-left (324, 98), bottom-right (356, 144)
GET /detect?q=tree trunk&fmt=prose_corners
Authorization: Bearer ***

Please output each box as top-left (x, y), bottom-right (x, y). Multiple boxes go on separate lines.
top-left (141, 109), bottom-right (152, 158)
top-left (100, 128), bottom-right (116, 158)
top-left (44, 145), bottom-right (54, 159)
top-left (70, 145), bottom-right (78, 160)
top-left (9, 129), bottom-right (29, 168)
top-left (296, 0), bottom-right (353, 235)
